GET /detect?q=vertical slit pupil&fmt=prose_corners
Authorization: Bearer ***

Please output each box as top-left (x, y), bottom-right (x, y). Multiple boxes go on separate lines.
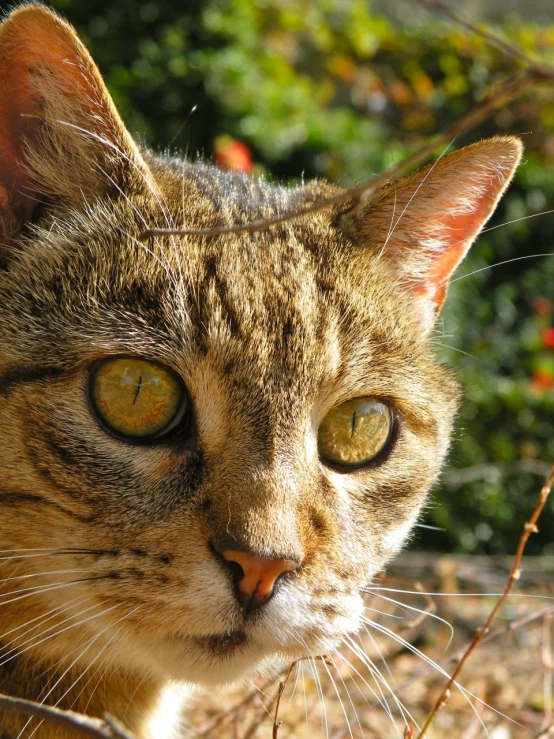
top-left (133, 375), bottom-right (143, 405)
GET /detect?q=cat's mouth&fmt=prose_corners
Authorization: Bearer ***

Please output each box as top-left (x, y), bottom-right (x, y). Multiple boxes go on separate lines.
top-left (195, 629), bottom-right (248, 655)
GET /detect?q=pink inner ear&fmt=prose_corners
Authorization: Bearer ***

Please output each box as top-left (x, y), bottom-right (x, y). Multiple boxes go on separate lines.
top-left (0, 79), bottom-right (43, 225)
top-left (425, 184), bottom-right (501, 311)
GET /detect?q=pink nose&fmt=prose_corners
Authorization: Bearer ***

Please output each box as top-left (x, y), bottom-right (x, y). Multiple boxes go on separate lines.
top-left (222, 550), bottom-right (299, 605)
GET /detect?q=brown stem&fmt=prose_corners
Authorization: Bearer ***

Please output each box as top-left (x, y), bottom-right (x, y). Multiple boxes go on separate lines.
top-left (0, 693), bottom-right (128, 739)
top-left (139, 72), bottom-right (536, 241)
top-left (272, 660), bottom-right (298, 739)
top-left (416, 0), bottom-right (554, 81)
top-left (416, 464), bottom-right (554, 738)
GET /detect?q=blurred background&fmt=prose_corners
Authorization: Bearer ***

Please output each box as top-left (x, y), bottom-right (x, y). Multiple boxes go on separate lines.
top-left (43, 0), bottom-right (554, 555)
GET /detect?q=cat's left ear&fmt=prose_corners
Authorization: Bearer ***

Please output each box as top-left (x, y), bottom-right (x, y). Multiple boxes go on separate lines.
top-left (0, 5), bottom-right (154, 258)
top-left (346, 136), bottom-right (523, 331)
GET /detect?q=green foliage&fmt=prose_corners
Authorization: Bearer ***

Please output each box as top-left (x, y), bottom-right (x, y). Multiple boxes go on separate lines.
top-left (50, 0), bottom-right (554, 554)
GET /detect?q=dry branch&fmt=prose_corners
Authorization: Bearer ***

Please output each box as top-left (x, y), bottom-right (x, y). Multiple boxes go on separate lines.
top-left (272, 660), bottom-right (298, 739)
top-left (417, 0), bottom-right (554, 80)
top-left (140, 72), bottom-right (537, 240)
top-left (416, 464), bottom-right (554, 738)
top-left (0, 693), bottom-right (134, 739)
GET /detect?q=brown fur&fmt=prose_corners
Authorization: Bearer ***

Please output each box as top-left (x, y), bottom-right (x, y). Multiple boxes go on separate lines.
top-left (0, 5), bottom-right (522, 737)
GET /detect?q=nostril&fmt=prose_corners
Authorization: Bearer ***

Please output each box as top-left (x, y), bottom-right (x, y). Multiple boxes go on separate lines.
top-left (220, 550), bottom-right (300, 609)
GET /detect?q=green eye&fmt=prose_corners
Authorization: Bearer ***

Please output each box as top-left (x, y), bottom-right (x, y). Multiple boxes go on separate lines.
top-left (318, 397), bottom-right (393, 469)
top-left (90, 357), bottom-right (187, 440)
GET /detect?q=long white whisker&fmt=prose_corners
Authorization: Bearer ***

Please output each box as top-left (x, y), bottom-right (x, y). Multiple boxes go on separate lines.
top-left (302, 664), bottom-right (311, 738)
top-left (0, 567), bottom-right (93, 586)
top-left (0, 597), bottom-right (89, 660)
top-left (320, 655), bottom-right (356, 739)
top-left (451, 252), bottom-right (554, 283)
top-left (361, 616), bottom-right (529, 733)
top-left (480, 207), bottom-right (554, 235)
top-left (0, 578), bottom-right (100, 608)
top-left (359, 625), bottom-right (396, 686)
top-left (0, 602), bottom-right (115, 667)
top-left (118, 227), bottom-right (181, 294)
top-left (327, 652), bottom-right (366, 739)
top-left (343, 633), bottom-right (418, 734)
top-left (364, 586), bottom-right (554, 601)
top-left (378, 139), bottom-right (455, 258)
top-left (24, 619), bottom-right (131, 739)
top-left (0, 595), bottom-right (83, 643)
top-left (53, 119), bottom-right (173, 227)
top-left (334, 647), bottom-right (409, 739)
top-left (365, 592), bottom-right (455, 648)
top-left (20, 605), bottom-right (141, 738)
top-left (70, 624), bottom-right (131, 716)
top-left (309, 656), bottom-right (330, 739)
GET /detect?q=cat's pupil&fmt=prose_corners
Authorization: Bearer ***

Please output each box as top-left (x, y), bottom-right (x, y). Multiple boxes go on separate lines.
top-left (132, 375), bottom-right (143, 405)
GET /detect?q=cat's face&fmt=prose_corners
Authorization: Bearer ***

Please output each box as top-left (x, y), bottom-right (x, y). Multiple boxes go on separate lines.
top-left (0, 5), bottom-right (521, 691)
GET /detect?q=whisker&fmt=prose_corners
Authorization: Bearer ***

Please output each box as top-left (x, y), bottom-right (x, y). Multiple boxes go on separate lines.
top-left (53, 119), bottom-right (171, 224)
top-left (360, 616), bottom-right (530, 733)
top-left (451, 252), bottom-right (554, 283)
top-left (480, 207), bottom-right (554, 235)
top-left (333, 648), bottom-right (408, 739)
top-left (364, 586), bottom-right (554, 601)
top-left (364, 592), bottom-right (455, 647)
top-left (378, 139), bottom-right (456, 259)
top-left (96, 166), bottom-right (150, 229)
top-left (23, 623), bottom-right (128, 739)
top-left (0, 595), bottom-right (87, 655)
top-left (20, 604), bottom-right (142, 738)
top-left (0, 567), bottom-right (93, 586)
top-left (359, 626), bottom-right (396, 687)
top-left (0, 574), bottom-right (113, 608)
top-left (326, 652), bottom-right (365, 739)
top-left (70, 624), bottom-right (130, 717)
top-left (321, 655), bottom-right (355, 739)
top-left (309, 655), bottom-right (330, 739)
top-left (302, 665), bottom-right (311, 738)
top-left (0, 602), bottom-right (115, 667)
top-left (343, 633), bottom-right (418, 734)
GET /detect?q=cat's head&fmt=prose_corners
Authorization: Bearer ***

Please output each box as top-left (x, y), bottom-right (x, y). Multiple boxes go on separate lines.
top-left (0, 6), bottom-right (521, 687)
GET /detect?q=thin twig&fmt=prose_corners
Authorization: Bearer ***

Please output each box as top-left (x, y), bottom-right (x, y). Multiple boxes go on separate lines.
top-left (416, 463), bottom-right (554, 738)
top-left (103, 714), bottom-right (136, 739)
top-left (542, 615), bottom-right (554, 732)
top-left (416, 0), bottom-right (554, 81)
top-left (0, 693), bottom-right (130, 739)
top-left (272, 660), bottom-right (298, 739)
top-left (139, 73), bottom-right (536, 240)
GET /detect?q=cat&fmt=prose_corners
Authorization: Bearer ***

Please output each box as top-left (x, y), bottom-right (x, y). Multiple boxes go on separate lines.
top-left (0, 4), bottom-right (522, 738)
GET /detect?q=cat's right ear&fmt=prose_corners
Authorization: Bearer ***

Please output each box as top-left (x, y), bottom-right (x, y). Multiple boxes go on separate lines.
top-left (0, 4), bottom-right (154, 263)
top-left (344, 137), bottom-right (523, 333)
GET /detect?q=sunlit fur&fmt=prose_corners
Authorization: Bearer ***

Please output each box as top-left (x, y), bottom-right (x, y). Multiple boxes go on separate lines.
top-left (0, 5), bottom-right (522, 737)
